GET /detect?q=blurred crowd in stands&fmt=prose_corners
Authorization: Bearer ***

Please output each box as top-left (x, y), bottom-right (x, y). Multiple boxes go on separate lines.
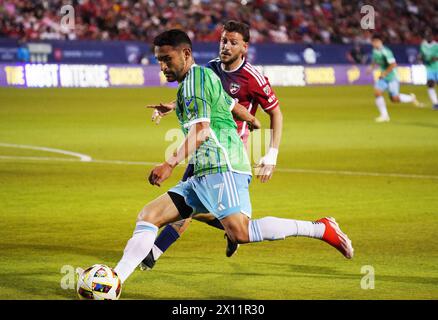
top-left (0, 0), bottom-right (436, 44)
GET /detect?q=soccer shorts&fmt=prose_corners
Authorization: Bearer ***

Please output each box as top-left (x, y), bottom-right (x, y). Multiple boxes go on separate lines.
top-left (375, 78), bottom-right (400, 97)
top-left (426, 69), bottom-right (438, 82)
top-left (169, 171), bottom-right (252, 220)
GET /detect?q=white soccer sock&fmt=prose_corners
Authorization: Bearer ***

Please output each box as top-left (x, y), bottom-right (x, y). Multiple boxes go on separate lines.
top-left (151, 244), bottom-right (163, 260)
top-left (375, 96), bottom-right (389, 117)
top-left (114, 221), bottom-right (158, 283)
top-left (248, 217), bottom-right (325, 242)
top-left (399, 93), bottom-right (414, 103)
top-left (428, 88), bottom-right (438, 104)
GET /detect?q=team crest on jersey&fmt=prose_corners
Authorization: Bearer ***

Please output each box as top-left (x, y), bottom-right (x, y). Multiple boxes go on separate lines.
top-left (185, 97), bottom-right (194, 107)
top-left (263, 85), bottom-right (271, 95)
top-left (230, 82), bottom-right (241, 95)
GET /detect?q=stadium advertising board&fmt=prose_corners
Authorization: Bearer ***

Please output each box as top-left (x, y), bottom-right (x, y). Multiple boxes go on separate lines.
top-left (0, 63), bottom-right (427, 88)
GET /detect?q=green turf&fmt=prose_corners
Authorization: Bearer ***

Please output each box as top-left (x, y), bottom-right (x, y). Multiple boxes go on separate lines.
top-left (0, 85), bottom-right (437, 300)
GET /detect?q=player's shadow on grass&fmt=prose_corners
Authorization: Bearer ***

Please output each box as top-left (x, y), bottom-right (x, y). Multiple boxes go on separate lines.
top-left (2, 242), bottom-right (121, 261)
top-left (394, 121), bottom-right (438, 129)
top-left (259, 262), bottom-right (438, 286)
top-left (122, 292), bottom-right (247, 300)
top-left (0, 272), bottom-right (77, 299)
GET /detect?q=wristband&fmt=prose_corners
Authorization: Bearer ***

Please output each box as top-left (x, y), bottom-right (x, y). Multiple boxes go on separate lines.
top-left (260, 148), bottom-right (278, 165)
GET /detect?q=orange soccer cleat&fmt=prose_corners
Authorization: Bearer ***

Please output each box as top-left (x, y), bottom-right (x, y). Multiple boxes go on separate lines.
top-left (317, 217), bottom-right (354, 259)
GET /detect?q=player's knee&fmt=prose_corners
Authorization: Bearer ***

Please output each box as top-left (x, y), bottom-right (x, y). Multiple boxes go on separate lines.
top-left (427, 80), bottom-right (435, 88)
top-left (390, 95), bottom-right (398, 102)
top-left (227, 229), bottom-right (249, 244)
top-left (137, 206), bottom-right (162, 227)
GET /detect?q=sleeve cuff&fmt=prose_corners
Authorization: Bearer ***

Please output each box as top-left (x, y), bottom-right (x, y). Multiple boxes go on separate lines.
top-left (263, 100), bottom-right (279, 111)
top-left (229, 99), bottom-right (236, 112)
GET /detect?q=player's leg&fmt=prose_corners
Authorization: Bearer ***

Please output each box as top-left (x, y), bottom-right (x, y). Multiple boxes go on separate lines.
top-left (426, 71), bottom-right (438, 109)
top-left (390, 80), bottom-right (423, 107)
top-left (113, 192), bottom-right (185, 283)
top-left (220, 213), bottom-right (353, 259)
top-left (192, 213), bottom-right (237, 257)
top-left (374, 80), bottom-right (390, 122)
top-left (140, 218), bottom-right (192, 270)
top-left (195, 171), bottom-right (353, 259)
top-left (140, 164), bottom-right (196, 270)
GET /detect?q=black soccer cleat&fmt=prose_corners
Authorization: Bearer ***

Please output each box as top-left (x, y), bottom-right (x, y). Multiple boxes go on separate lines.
top-left (139, 251), bottom-right (156, 271)
top-left (225, 234), bottom-right (239, 257)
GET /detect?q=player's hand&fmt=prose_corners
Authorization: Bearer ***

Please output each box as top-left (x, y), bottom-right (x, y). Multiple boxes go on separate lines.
top-left (248, 117), bottom-right (261, 131)
top-left (148, 162), bottom-right (173, 186)
top-left (254, 148), bottom-right (278, 183)
top-left (146, 102), bottom-right (176, 125)
top-left (254, 164), bottom-right (275, 183)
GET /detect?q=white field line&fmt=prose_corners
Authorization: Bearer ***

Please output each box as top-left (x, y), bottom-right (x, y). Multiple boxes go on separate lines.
top-left (1, 154), bottom-right (437, 181)
top-left (0, 143), bottom-right (92, 162)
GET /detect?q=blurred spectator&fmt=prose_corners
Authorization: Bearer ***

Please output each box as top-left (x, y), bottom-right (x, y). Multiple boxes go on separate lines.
top-left (16, 39), bottom-right (30, 62)
top-left (346, 43), bottom-right (368, 64)
top-left (0, 0), bottom-right (436, 44)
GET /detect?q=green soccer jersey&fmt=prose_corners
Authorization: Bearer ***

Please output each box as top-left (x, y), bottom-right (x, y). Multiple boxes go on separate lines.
top-left (175, 64), bottom-right (251, 177)
top-left (372, 46), bottom-right (398, 81)
top-left (420, 41), bottom-right (438, 72)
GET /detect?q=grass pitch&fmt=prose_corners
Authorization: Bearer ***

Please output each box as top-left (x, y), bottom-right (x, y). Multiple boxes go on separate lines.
top-left (0, 85), bottom-right (437, 300)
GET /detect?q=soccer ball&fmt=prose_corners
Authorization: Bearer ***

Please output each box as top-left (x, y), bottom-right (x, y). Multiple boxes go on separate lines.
top-left (76, 264), bottom-right (122, 300)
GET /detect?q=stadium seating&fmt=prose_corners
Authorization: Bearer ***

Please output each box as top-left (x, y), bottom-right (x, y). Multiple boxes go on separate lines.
top-left (0, 0), bottom-right (436, 44)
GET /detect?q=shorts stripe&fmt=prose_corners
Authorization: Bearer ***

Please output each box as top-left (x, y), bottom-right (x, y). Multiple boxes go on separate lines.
top-left (224, 178), bottom-right (232, 207)
top-left (229, 172), bottom-right (240, 205)
top-left (225, 171), bottom-right (240, 206)
top-left (224, 172), bottom-right (236, 207)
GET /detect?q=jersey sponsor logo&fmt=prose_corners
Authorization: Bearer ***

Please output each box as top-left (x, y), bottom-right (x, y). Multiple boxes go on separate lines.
top-left (230, 82), bottom-right (241, 94)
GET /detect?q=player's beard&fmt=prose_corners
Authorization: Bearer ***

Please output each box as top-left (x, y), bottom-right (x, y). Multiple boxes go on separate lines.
top-left (221, 53), bottom-right (241, 67)
top-left (166, 56), bottom-right (187, 82)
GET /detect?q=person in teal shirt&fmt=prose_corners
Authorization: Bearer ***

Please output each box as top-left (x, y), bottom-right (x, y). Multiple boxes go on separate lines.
top-left (419, 31), bottom-right (438, 110)
top-left (368, 35), bottom-right (423, 122)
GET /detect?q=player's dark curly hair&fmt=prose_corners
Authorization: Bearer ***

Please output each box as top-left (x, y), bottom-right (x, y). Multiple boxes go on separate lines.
top-left (153, 29), bottom-right (192, 49)
top-left (223, 20), bottom-right (250, 42)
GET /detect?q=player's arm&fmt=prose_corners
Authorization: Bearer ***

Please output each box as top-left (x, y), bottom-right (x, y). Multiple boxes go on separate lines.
top-left (380, 50), bottom-right (397, 79)
top-left (380, 62), bottom-right (397, 79)
top-left (366, 61), bottom-right (377, 74)
top-left (231, 102), bottom-right (261, 131)
top-left (257, 105), bottom-right (282, 183)
top-left (251, 77), bottom-right (282, 183)
top-left (266, 106), bottom-right (283, 150)
top-left (148, 121), bottom-right (210, 186)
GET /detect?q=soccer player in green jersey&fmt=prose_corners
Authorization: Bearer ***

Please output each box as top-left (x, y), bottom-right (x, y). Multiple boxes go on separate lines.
top-left (419, 31), bottom-right (438, 109)
top-left (368, 35), bottom-right (423, 122)
top-left (90, 30), bottom-right (354, 291)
